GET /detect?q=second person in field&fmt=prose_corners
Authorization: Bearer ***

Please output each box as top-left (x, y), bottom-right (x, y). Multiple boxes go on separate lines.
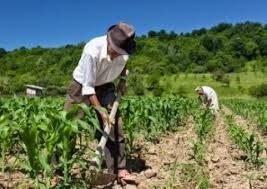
top-left (195, 86), bottom-right (219, 114)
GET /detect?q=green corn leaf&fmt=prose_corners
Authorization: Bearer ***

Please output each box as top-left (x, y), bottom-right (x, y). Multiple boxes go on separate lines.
top-left (39, 153), bottom-right (52, 176)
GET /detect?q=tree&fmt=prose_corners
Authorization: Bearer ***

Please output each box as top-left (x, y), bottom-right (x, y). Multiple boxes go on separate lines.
top-left (169, 31), bottom-right (178, 39)
top-left (201, 35), bottom-right (224, 53)
top-left (207, 52), bottom-right (236, 72)
top-left (211, 23), bottom-right (232, 33)
top-left (244, 41), bottom-right (259, 60)
top-left (0, 48), bottom-right (7, 58)
top-left (255, 36), bottom-right (267, 56)
top-left (191, 28), bottom-right (207, 36)
top-left (158, 29), bottom-right (167, 40)
top-left (189, 45), bottom-right (210, 65)
top-left (230, 37), bottom-right (246, 58)
top-left (148, 30), bottom-right (157, 37)
top-left (233, 22), bottom-right (262, 37)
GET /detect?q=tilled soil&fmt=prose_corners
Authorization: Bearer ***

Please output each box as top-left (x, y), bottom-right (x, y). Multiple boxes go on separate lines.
top-left (112, 116), bottom-right (198, 189)
top-left (206, 111), bottom-right (250, 189)
top-left (222, 107), bottom-right (267, 189)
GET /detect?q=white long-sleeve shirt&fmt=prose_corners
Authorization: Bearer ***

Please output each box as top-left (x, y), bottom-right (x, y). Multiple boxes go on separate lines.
top-left (201, 86), bottom-right (219, 113)
top-left (73, 35), bottom-right (128, 95)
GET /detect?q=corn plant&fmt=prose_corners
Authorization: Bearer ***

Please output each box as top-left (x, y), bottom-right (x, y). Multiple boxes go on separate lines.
top-left (192, 107), bottom-right (214, 169)
top-left (0, 97), bottom-right (100, 188)
top-left (192, 142), bottom-right (205, 165)
top-left (0, 96), bottom-right (199, 188)
top-left (225, 115), bottom-right (266, 167)
top-left (194, 109), bottom-right (214, 143)
top-left (120, 96), bottom-right (197, 152)
top-left (224, 99), bottom-right (267, 134)
top-left (0, 116), bottom-right (12, 172)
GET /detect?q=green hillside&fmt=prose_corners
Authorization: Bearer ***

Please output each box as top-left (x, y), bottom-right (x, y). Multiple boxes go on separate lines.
top-left (0, 21), bottom-right (267, 97)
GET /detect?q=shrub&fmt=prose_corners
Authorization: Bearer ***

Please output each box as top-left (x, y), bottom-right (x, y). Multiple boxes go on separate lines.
top-left (153, 86), bottom-right (163, 96)
top-left (176, 86), bottom-right (187, 97)
top-left (212, 70), bottom-right (225, 81)
top-left (45, 85), bottom-right (66, 96)
top-left (249, 84), bottom-right (267, 97)
top-left (133, 82), bottom-right (145, 96)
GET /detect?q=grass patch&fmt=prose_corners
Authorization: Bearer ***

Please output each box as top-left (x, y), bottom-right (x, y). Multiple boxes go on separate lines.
top-left (157, 71), bottom-right (266, 99)
top-left (179, 163), bottom-right (209, 189)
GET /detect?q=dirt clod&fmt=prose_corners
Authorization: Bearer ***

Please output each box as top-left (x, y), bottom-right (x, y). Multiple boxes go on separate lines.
top-left (144, 169), bottom-right (157, 179)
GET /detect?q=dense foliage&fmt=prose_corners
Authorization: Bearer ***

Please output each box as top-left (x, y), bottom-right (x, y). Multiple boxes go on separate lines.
top-left (0, 21), bottom-right (267, 95)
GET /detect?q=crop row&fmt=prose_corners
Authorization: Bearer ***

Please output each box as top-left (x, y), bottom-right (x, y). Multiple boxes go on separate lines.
top-left (0, 96), bottom-right (197, 188)
top-left (224, 99), bottom-right (267, 134)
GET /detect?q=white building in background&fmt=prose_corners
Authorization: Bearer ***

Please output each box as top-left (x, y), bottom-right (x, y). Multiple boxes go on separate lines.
top-left (25, 85), bottom-right (44, 96)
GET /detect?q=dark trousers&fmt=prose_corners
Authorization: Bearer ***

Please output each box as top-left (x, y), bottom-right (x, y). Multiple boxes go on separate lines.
top-left (64, 80), bottom-right (126, 174)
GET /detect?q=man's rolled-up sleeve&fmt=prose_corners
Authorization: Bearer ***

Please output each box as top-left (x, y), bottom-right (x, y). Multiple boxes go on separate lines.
top-left (82, 85), bottom-right (95, 96)
top-left (80, 52), bottom-right (97, 96)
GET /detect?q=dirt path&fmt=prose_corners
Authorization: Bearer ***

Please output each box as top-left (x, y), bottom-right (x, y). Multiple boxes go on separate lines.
top-left (205, 111), bottom-right (250, 189)
top-left (112, 116), bottom-right (198, 189)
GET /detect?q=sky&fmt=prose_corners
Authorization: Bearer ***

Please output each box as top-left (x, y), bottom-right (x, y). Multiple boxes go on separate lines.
top-left (0, 0), bottom-right (266, 51)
